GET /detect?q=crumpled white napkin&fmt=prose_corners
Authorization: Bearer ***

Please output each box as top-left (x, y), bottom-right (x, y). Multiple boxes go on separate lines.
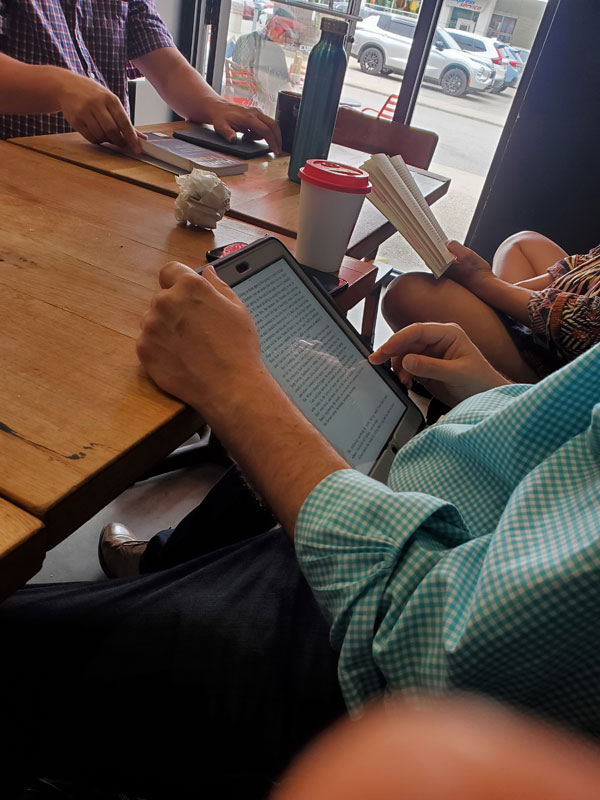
top-left (174, 169), bottom-right (231, 229)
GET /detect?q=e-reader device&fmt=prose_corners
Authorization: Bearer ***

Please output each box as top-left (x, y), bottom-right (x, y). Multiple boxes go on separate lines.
top-left (206, 237), bottom-right (424, 480)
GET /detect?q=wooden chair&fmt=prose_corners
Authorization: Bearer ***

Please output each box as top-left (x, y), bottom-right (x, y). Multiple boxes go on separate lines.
top-left (332, 106), bottom-right (440, 344)
top-left (332, 105), bottom-right (438, 169)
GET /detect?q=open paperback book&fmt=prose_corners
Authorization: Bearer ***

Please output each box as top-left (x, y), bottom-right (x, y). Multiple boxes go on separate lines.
top-left (361, 153), bottom-right (454, 277)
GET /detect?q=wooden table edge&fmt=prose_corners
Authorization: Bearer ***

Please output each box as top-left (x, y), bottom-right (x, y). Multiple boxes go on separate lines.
top-left (0, 501), bottom-right (46, 600)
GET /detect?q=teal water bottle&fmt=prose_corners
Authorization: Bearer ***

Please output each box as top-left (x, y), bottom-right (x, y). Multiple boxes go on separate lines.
top-left (288, 18), bottom-right (348, 183)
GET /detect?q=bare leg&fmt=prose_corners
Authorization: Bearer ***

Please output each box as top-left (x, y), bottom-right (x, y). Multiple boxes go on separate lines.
top-left (492, 231), bottom-right (568, 284)
top-left (382, 273), bottom-right (539, 383)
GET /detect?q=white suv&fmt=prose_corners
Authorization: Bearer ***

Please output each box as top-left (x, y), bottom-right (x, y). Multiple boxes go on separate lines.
top-left (443, 29), bottom-right (507, 92)
top-left (351, 15), bottom-right (495, 96)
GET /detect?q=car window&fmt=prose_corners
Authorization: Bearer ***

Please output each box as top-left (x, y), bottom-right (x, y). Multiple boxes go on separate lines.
top-left (437, 28), bottom-right (461, 51)
top-left (454, 35), bottom-right (485, 53)
top-left (388, 19), bottom-right (415, 38)
top-left (376, 15), bottom-right (390, 31)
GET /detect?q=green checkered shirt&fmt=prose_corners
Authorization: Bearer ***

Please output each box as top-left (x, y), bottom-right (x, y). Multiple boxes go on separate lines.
top-left (296, 344), bottom-right (600, 735)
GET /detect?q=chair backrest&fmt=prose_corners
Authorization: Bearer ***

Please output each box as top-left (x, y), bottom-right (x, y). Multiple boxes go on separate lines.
top-left (332, 106), bottom-right (439, 170)
top-left (224, 60), bottom-right (262, 107)
top-left (375, 94), bottom-right (398, 121)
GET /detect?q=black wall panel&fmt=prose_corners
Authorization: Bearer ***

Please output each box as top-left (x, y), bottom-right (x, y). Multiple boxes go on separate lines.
top-left (467, 0), bottom-right (600, 262)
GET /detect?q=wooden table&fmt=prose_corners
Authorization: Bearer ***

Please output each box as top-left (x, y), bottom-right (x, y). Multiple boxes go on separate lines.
top-left (0, 499), bottom-right (45, 601)
top-left (0, 142), bottom-right (377, 589)
top-left (9, 121), bottom-right (450, 260)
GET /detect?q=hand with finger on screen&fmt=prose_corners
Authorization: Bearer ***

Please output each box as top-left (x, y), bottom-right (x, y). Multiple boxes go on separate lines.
top-left (369, 322), bottom-right (511, 409)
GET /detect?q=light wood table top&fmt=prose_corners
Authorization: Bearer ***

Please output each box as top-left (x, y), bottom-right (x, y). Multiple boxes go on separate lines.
top-left (9, 121), bottom-right (450, 260)
top-left (0, 143), bottom-right (376, 577)
top-left (0, 499), bottom-right (45, 601)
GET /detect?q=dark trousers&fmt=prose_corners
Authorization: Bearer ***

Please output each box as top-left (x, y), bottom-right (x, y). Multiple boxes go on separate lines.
top-left (0, 468), bottom-right (345, 798)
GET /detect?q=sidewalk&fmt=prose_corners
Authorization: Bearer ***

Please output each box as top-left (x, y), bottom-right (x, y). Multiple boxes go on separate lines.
top-left (342, 63), bottom-right (511, 128)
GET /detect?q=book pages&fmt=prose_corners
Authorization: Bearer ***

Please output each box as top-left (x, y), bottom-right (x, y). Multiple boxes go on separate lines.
top-left (389, 154), bottom-right (447, 241)
top-left (362, 154), bottom-right (453, 277)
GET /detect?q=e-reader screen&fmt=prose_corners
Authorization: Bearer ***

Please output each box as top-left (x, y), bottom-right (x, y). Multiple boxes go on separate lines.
top-left (230, 258), bottom-right (408, 474)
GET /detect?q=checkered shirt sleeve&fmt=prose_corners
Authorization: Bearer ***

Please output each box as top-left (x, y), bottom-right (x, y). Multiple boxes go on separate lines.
top-left (296, 345), bottom-right (600, 735)
top-left (127, 0), bottom-right (174, 62)
top-left (0, 1), bottom-right (174, 139)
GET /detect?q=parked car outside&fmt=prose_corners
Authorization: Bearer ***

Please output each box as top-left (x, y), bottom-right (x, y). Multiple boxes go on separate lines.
top-left (444, 29), bottom-right (507, 92)
top-left (510, 46), bottom-right (530, 66)
top-left (505, 44), bottom-right (525, 84)
top-left (351, 15), bottom-right (495, 97)
top-left (493, 41), bottom-right (523, 90)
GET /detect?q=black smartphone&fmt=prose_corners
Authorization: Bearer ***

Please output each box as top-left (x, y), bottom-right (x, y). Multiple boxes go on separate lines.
top-left (174, 126), bottom-right (271, 159)
top-left (206, 242), bottom-right (348, 297)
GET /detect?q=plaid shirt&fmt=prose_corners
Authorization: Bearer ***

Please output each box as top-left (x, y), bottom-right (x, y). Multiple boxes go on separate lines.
top-left (0, 0), bottom-right (174, 139)
top-left (297, 344), bottom-right (600, 736)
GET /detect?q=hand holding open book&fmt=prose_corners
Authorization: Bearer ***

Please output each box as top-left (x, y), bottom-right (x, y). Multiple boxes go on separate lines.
top-left (361, 153), bottom-right (454, 278)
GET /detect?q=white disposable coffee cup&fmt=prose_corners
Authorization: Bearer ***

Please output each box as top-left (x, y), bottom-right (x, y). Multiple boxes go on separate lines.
top-left (296, 159), bottom-right (372, 273)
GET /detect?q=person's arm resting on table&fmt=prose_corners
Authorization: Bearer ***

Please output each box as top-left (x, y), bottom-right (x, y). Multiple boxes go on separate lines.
top-left (133, 46), bottom-right (281, 154)
top-left (136, 262), bottom-right (345, 534)
top-left (0, 52), bottom-right (141, 151)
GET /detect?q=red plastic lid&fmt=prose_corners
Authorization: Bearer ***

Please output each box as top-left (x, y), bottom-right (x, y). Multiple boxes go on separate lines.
top-left (299, 159), bottom-right (372, 194)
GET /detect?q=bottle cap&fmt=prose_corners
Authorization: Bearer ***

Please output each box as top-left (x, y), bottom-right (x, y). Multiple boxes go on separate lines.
top-left (299, 159), bottom-right (371, 194)
top-left (320, 17), bottom-right (348, 36)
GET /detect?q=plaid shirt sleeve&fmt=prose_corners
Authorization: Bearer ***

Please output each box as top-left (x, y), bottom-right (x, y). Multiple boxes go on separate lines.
top-left (127, 0), bottom-right (175, 62)
top-left (296, 346), bottom-right (600, 735)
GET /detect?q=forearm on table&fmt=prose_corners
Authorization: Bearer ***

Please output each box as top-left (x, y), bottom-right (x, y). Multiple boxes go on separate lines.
top-left (0, 54), bottom-right (65, 114)
top-left (133, 47), bottom-right (226, 123)
top-left (196, 368), bottom-right (348, 537)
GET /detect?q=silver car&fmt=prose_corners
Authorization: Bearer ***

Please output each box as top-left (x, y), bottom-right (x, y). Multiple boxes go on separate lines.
top-left (444, 29), bottom-right (507, 92)
top-left (351, 15), bottom-right (495, 96)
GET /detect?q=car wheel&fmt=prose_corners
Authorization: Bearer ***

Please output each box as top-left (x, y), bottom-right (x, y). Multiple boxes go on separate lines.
top-left (359, 47), bottom-right (385, 76)
top-left (440, 67), bottom-right (468, 97)
top-left (491, 84), bottom-right (507, 94)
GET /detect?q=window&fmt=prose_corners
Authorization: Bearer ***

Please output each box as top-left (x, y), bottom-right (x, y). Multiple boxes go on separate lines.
top-left (389, 19), bottom-right (416, 38)
top-left (450, 32), bottom-right (484, 52)
top-left (488, 14), bottom-right (516, 43)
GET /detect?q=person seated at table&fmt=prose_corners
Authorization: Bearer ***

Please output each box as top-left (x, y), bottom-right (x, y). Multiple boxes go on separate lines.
top-left (230, 9), bottom-right (295, 114)
top-left (0, 0), bottom-right (281, 153)
top-left (382, 232), bottom-right (600, 383)
top-left (1, 265), bottom-right (599, 796)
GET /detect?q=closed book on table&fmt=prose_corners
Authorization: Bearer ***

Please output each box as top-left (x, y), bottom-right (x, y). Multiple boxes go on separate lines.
top-left (139, 132), bottom-right (248, 176)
